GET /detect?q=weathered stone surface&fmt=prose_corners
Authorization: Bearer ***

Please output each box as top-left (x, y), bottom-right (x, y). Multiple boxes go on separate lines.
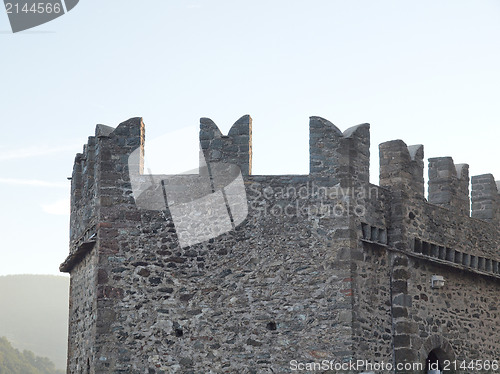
top-left (62, 116), bottom-right (500, 374)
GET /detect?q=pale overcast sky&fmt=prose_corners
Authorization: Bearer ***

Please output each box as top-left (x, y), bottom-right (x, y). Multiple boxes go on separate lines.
top-left (0, 0), bottom-right (499, 276)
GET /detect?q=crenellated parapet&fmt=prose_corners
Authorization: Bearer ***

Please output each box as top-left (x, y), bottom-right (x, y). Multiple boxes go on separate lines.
top-left (309, 116), bottom-right (370, 187)
top-left (67, 115), bottom-right (500, 249)
top-left (471, 174), bottom-right (500, 225)
top-left (67, 115), bottom-right (500, 243)
top-left (428, 157), bottom-right (470, 216)
top-left (379, 140), bottom-right (424, 199)
top-left (200, 115), bottom-right (252, 176)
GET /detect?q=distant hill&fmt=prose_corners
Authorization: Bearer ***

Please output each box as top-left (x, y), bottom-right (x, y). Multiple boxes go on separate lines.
top-left (0, 336), bottom-right (64, 374)
top-left (0, 275), bottom-right (69, 370)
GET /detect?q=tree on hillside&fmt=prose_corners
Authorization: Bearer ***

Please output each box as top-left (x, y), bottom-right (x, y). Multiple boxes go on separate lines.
top-left (0, 337), bottom-right (64, 374)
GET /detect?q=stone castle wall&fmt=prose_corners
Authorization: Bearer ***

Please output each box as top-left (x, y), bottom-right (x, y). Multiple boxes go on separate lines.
top-left (61, 116), bottom-right (500, 374)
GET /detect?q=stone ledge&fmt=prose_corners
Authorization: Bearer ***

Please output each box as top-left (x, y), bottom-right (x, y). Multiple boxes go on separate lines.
top-left (60, 240), bottom-right (96, 273)
top-left (388, 243), bottom-right (500, 281)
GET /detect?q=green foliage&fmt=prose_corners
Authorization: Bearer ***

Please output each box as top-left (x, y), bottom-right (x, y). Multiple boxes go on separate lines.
top-left (0, 275), bottom-right (69, 370)
top-left (0, 337), bottom-right (64, 374)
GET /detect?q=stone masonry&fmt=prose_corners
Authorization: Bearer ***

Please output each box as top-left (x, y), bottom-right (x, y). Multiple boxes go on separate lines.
top-left (61, 116), bottom-right (500, 374)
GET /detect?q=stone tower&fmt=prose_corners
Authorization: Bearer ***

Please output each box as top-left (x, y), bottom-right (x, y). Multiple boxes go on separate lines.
top-left (61, 116), bottom-right (500, 373)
